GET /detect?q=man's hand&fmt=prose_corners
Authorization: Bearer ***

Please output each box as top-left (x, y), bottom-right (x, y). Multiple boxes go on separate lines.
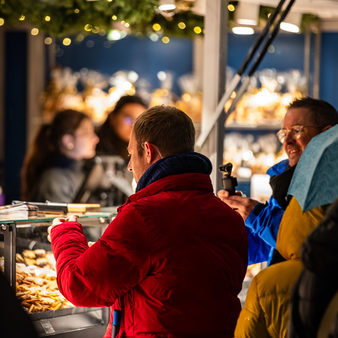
top-left (47, 214), bottom-right (79, 242)
top-left (217, 190), bottom-right (259, 221)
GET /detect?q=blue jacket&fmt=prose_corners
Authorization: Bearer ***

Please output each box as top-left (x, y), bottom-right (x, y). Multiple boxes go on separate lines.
top-left (246, 159), bottom-right (289, 264)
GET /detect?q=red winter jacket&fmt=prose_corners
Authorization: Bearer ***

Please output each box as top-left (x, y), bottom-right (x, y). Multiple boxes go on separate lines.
top-left (51, 173), bottom-right (248, 337)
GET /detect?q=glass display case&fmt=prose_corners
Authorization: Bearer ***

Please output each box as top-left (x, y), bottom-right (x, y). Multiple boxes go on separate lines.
top-left (0, 212), bottom-right (114, 337)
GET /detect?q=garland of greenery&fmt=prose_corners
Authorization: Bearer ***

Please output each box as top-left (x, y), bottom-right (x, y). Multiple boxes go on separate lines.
top-left (0, 0), bottom-right (318, 39)
top-left (0, 0), bottom-right (204, 38)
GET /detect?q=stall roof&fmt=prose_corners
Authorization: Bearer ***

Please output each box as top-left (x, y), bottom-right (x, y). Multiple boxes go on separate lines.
top-left (234, 0), bottom-right (338, 31)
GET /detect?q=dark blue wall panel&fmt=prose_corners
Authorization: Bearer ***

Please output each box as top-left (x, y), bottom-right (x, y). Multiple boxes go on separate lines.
top-left (56, 35), bottom-right (193, 95)
top-left (4, 31), bottom-right (27, 203)
top-left (228, 32), bottom-right (305, 72)
top-left (320, 33), bottom-right (338, 108)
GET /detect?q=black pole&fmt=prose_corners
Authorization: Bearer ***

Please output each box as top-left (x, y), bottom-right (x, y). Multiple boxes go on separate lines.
top-left (248, 0), bottom-right (296, 77)
top-left (237, 0), bottom-right (287, 76)
top-left (225, 0), bottom-right (296, 118)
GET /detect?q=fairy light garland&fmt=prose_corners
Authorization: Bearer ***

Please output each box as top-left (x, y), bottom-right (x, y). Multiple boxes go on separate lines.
top-left (0, 0), bottom-right (318, 40)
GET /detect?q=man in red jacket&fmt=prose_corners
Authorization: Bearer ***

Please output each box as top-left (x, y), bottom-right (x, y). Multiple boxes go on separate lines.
top-left (49, 105), bottom-right (248, 338)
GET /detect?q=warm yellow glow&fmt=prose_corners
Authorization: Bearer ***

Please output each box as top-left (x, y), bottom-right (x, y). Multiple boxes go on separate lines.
top-left (230, 91), bottom-right (237, 99)
top-left (228, 4), bottom-right (235, 12)
top-left (248, 88), bottom-right (280, 106)
top-left (74, 9), bottom-right (80, 14)
top-left (31, 28), bottom-right (39, 36)
top-left (152, 23), bottom-right (161, 31)
top-left (178, 22), bottom-right (186, 29)
top-left (124, 22), bottom-right (130, 28)
top-left (92, 26), bottom-right (100, 34)
top-left (84, 24), bottom-right (92, 32)
top-left (162, 36), bottom-right (170, 44)
top-left (194, 26), bottom-right (202, 34)
top-left (63, 38), bottom-right (71, 46)
top-left (19, 15), bottom-right (25, 21)
top-left (44, 37), bottom-right (53, 45)
top-left (112, 15), bottom-right (117, 20)
top-left (45, 16), bottom-right (51, 22)
top-left (107, 0), bottom-right (113, 2)
top-left (182, 93), bottom-right (191, 101)
top-left (0, 18), bottom-right (4, 26)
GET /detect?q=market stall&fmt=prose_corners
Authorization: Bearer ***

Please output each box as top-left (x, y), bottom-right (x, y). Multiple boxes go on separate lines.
top-left (0, 209), bottom-right (113, 337)
top-left (1, 1), bottom-right (338, 334)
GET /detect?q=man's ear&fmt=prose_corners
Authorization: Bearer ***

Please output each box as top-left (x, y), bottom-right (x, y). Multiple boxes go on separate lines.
top-left (143, 141), bottom-right (162, 164)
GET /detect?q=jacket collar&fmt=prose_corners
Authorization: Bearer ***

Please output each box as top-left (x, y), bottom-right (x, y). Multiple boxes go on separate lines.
top-left (136, 152), bottom-right (212, 192)
top-left (267, 159), bottom-right (289, 177)
top-left (118, 173), bottom-right (213, 212)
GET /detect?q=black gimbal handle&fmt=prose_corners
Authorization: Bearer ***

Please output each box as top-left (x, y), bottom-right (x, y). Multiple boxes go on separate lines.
top-left (219, 163), bottom-right (238, 196)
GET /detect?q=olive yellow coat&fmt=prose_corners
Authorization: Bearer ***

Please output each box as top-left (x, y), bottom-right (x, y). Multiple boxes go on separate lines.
top-left (235, 197), bottom-right (326, 338)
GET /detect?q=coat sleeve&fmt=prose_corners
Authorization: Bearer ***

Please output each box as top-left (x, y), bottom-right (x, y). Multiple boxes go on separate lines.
top-left (245, 195), bottom-right (284, 248)
top-left (51, 205), bottom-right (151, 307)
top-left (246, 230), bottom-right (273, 265)
top-left (234, 276), bottom-right (270, 338)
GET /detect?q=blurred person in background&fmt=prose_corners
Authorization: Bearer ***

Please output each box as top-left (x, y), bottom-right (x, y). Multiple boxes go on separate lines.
top-left (21, 109), bottom-right (99, 203)
top-left (83, 95), bottom-right (147, 206)
top-left (218, 97), bottom-right (338, 266)
top-left (96, 95), bottom-right (147, 161)
top-left (48, 105), bottom-right (248, 338)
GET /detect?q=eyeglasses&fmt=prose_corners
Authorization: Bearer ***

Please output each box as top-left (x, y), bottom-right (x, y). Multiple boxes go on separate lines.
top-left (276, 125), bottom-right (317, 143)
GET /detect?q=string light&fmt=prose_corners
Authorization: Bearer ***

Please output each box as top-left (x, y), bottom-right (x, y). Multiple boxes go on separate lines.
top-left (31, 27), bottom-right (39, 35)
top-left (63, 37), bottom-right (71, 46)
top-left (74, 9), bottom-right (80, 14)
top-left (0, 18), bottom-right (4, 26)
top-left (162, 36), bottom-right (170, 44)
top-left (228, 4), bottom-right (235, 12)
top-left (44, 37), bottom-right (53, 45)
top-left (92, 26), bottom-right (100, 33)
top-left (194, 26), bottom-right (202, 34)
top-left (19, 15), bottom-right (25, 21)
top-left (45, 16), bottom-right (51, 22)
top-left (152, 23), bottom-right (161, 31)
top-left (112, 15), bottom-right (117, 20)
top-left (84, 24), bottom-right (92, 31)
top-left (178, 22), bottom-right (186, 29)
top-left (149, 33), bottom-right (159, 41)
top-left (107, 29), bottom-right (127, 41)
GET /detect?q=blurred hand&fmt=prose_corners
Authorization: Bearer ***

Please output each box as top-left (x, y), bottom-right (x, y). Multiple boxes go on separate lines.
top-left (217, 189), bottom-right (259, 221)
top-left (47, 214), bottom-right (79, 242)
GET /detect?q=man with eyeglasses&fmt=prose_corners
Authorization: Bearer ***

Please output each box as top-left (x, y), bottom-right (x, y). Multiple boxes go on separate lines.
top-left (218, 97), bottom-right (338, 265)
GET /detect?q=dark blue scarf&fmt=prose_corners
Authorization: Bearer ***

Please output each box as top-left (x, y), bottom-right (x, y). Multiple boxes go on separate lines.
top-left (136, 152), bottom-right (212, 192)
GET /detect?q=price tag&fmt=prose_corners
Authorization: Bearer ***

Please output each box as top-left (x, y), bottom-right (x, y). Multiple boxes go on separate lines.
top-left (40, 319), bottom-right (55, 334)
